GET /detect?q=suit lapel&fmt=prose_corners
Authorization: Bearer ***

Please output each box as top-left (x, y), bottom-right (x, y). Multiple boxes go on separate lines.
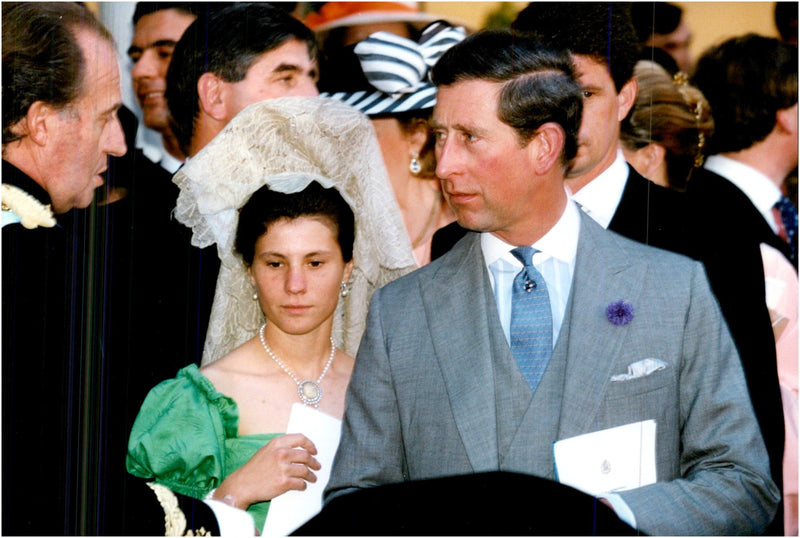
top-left (419, 233), bottom-right (501, 471)
top-left (557, 213), bottom-right (647, 438)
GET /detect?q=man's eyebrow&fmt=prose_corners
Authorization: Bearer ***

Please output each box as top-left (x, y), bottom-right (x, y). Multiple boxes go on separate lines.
top-left (100, 101), bottom-right (123, 119)
top-left (126, 39), bottom-right (178, 57)
top-left (272, 63), bottom-right (302, 74)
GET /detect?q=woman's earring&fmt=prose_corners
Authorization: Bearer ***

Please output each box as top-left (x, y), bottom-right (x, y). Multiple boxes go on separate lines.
top-left (409, 154), bottom-right (421, 175)
top-left (340, 281), bottom-right (350, 297)
top-left (252, 291), bottom-right (258, 301)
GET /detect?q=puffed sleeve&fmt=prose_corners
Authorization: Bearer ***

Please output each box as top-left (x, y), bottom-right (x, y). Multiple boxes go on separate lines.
top-left (126, 365), bottom-right (239, 500)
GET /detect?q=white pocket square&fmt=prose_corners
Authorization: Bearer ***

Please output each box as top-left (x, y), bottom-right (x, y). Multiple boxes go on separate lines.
top-left (610, 358), bottom-right (667, 382)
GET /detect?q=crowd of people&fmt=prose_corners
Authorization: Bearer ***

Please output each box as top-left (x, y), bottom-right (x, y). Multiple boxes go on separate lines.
top-left (2, 1), bottom-right (797, 535)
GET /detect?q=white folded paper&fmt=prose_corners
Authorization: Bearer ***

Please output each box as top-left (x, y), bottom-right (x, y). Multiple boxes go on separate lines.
top-left (261, 404), bottom-right (342, 537)
top-left (554, 420), bottom-right (656, 496)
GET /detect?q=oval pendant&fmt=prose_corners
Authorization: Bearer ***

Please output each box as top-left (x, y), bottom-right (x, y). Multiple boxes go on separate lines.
top-left (298, 380), bottom-right (322, 406)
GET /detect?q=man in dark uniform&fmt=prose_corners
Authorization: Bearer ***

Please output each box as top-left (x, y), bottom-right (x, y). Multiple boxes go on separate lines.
top-left (2, 4), bottom-right (127, 534)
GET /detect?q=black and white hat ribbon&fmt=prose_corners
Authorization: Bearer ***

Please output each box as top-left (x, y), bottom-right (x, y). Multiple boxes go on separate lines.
top-left (354, 22), bottom-right (466, 95)
top-left (323, 21), bottom-right (465, 115)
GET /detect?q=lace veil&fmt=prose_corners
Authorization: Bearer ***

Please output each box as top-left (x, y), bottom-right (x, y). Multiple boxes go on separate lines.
top-left (173, 97), bottom-right (416, 364)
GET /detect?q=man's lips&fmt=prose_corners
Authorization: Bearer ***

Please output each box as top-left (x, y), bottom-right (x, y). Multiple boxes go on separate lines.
top-left (137, 90), bottom-right (165, 105)
top-left (446, 191), bottom-right (477, 204)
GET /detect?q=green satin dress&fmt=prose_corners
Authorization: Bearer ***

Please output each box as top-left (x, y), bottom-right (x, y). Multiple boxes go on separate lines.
top-left (126, 364), bottom-right (281, 531)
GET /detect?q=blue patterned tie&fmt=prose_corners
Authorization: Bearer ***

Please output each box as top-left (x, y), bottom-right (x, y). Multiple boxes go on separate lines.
top-left (510, 246), bottom-right (553, 393)
top-left (774, 195), bottom-right (798, 263)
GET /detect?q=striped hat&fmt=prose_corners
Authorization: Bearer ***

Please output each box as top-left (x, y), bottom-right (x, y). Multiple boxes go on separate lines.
top-left (320, 21), bottom-right (466, 116)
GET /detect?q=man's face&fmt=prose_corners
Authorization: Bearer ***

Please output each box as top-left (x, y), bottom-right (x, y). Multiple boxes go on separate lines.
top-left (647, 21), bottom-right (693, 73)
top-left (568, 54), bottom-right (635, 187)
top-left (128, 9), bottom-right (196, 131)
top-left (47, 29), bottom-right (126, 213)
top-left (224, 39), bottom-right (319, 121)
top-left (431, 79), bottom-right (544, 243)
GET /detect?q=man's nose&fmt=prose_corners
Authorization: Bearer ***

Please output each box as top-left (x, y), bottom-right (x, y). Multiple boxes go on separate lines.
top-left (293, 75), bottom-right (319, 97)
top-left (131, 50), bottom-right (159, 80)
top-left (105, 115), bottom-right (127, 157)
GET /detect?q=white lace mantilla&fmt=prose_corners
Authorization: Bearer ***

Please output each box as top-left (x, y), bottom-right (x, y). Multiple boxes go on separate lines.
top-left (173, 97), bottom-right (416, 364)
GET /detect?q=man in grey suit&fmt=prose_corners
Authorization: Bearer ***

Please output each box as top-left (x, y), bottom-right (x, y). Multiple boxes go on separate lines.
top-left (325, 30), bottom-right (779, 535)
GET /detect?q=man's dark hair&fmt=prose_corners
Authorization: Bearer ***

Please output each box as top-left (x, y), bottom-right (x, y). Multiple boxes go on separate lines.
top-left (132, 2), bottom-right (204, 25)
top-left (692, 33), bottom-right (798, 155)
top-left (511, 2), bottom-right (640, 93)
top-left (166, 3), bottom-right (318, 155)
top-left (431, 29), bottom-right (582, 167)
top-left (2, 2), bottom-right (113, 145)
top-left (235, 182), bottom-right (355, 266)
top-left (630, 2), bottom-right (683, 43)
top-left (775, 2), bottom-right (798, 44)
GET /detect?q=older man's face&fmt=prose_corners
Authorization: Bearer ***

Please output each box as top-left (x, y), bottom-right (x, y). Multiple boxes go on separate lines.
top-left (47, 28), bottom-right (126, 213)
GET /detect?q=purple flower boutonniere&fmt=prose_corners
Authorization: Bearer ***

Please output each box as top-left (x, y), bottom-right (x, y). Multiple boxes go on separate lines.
top-left (606, 300), bottom-right (634, 326)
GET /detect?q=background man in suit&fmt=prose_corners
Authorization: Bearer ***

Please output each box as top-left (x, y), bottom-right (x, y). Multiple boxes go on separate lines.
top-left (325, 30), bottom-right (779, 535)
top-left (128, 2), bottom-right (198, 169)
top-left (166, 2), bottom-right (319, 159)
top-left (689, 34), bottom-right (798, 534)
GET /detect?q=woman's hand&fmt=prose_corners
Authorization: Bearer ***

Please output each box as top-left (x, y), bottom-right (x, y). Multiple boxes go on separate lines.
top-left (212, 433), bottom-right (320, 510)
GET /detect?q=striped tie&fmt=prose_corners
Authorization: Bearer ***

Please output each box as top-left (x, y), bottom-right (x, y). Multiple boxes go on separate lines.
top-left (773, 195), bottom-right (798, 263)
top-left (510, 246), bottom-right (553, 393)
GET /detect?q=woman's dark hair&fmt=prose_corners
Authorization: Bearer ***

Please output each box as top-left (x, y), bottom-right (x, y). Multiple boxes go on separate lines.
top-left (235, 182), bottom-right (355, 266)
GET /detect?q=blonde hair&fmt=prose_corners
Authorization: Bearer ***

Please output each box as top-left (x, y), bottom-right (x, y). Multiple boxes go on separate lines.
top-left (620, 60), bottom-right (714, 190)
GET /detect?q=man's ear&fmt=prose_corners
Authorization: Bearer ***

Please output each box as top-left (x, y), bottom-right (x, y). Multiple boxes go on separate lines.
top-left (637, 143), bottom-right (667, 178)
top-left (776, 103), bottom-right (798, 136)
top-left (21, 101), bottom-right (57, 146)
top-left (617, 78), bottom-right (638, 121)
top-left (530, 122), bottom-right (565, 175)
top-left (197, 72), bottom-right (228, 121)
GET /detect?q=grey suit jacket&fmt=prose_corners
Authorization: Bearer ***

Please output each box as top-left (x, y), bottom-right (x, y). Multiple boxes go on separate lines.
top-left (326, 212), bottom-right (779, 535)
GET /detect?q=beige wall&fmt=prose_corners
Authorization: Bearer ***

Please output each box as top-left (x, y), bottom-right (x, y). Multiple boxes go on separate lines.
top-left (422, 2), bottom-right (780, 64)
top-left (679, 2), bottom-right (779, 60)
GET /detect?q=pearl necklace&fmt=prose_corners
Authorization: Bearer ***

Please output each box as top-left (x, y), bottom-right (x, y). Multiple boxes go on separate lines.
top-left (259, 323), bottom-right (335, 408)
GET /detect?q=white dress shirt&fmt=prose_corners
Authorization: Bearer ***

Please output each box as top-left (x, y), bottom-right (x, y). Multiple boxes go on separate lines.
top-left (704, 155), bottom-right (783, 234)
top-left (136, 125), bottom-right (184, 174)
top-left (570, 150), bottom-right (629, 229)
top-left (482, 196), bottom-right (580, 345)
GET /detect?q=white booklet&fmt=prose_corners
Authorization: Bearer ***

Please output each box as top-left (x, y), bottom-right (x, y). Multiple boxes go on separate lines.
top-left (261, 403), bottom-right (342, 537)
top-left (553, 419), bottom-right (656, 496)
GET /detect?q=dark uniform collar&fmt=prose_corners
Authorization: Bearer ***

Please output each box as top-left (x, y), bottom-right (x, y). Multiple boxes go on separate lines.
top-left (2, 159), bottom-right (53, 206)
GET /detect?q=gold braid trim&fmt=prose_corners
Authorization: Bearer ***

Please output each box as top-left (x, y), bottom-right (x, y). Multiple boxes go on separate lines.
top-left (146, 482), bottom-right (210, 536)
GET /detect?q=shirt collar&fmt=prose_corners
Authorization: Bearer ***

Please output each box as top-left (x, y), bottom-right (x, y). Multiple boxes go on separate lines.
top-left (135, 126), bottom-right (184, 174)
top-left (569, 149), bottom-right (629, 229)
top-left (482, 192), bottom-right (581, 269)
top-left (704, 155), bottom-right (782, 229)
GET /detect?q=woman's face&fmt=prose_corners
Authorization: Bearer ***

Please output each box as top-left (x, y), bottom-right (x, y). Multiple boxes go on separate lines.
top-left (249, 216), bottom-right (353, 336)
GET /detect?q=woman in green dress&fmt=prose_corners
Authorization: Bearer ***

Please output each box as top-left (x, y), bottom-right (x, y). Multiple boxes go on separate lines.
top-left (126, 180), bottom-right (356, 531)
